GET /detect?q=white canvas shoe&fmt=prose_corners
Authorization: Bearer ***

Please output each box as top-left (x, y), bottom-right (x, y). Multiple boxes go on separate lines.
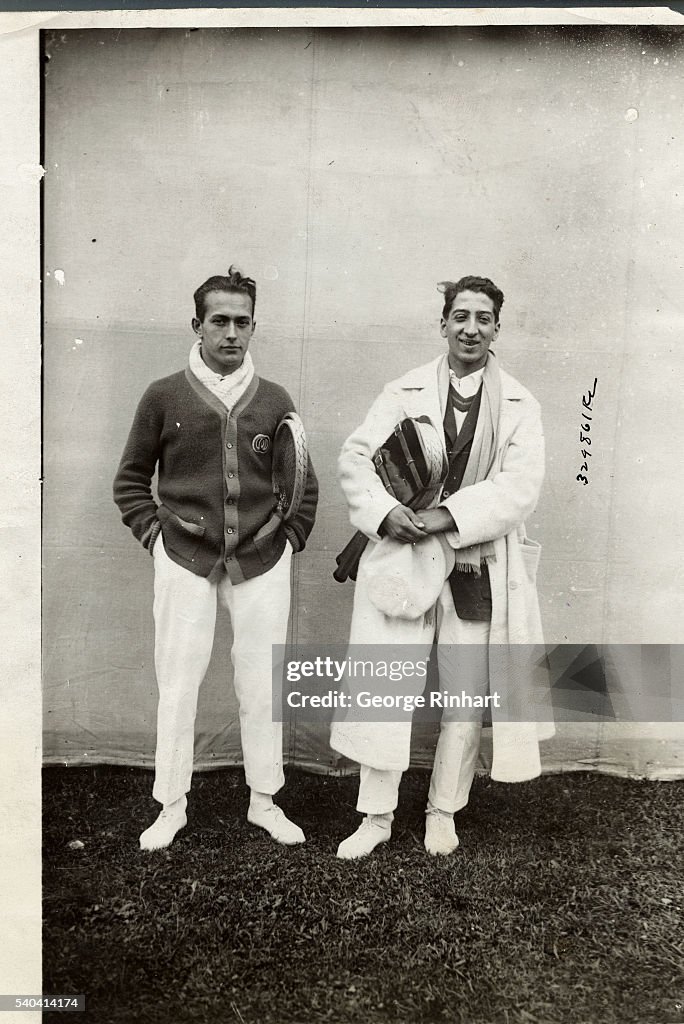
top-left (424, 810), bottom-right (459, 856)
top-left (336, 815), bottom-right (392, 860)
top-left (139, 798), bottom-right (187, 851)
top-left (247, 804), bottom-right (305, 845)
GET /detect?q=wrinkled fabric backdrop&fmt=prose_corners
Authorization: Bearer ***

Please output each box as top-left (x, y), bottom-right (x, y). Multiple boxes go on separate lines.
top-left (43, 26), bottom-right (684, 780)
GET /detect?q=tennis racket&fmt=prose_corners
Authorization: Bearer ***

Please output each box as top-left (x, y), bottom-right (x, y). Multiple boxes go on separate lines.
top-left (272, 411), bottom-right (309, 522)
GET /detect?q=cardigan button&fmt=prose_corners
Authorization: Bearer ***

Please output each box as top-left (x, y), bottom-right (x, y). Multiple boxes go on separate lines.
top-left (226, 442), bottom-right (233, 449)
top-left (228, 472), bottom-right (234, 479)
top-left (442, 489), bottom-right (450, 498)
top-left (227, 528), bottom-right (234, 535)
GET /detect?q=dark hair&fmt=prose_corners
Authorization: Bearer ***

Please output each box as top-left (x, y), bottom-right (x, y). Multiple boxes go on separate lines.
top-left (440, 275), bottom-right (504, 322)
top-left (193, 265), bottom-right (257, 321)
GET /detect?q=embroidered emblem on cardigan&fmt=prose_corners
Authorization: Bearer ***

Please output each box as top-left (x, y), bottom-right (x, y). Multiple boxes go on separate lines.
top-left (252, 433), bottom-right (271, 454)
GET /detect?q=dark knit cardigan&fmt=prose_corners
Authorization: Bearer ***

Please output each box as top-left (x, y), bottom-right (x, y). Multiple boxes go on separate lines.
top-left (113, 367), bottom-right (318, 582)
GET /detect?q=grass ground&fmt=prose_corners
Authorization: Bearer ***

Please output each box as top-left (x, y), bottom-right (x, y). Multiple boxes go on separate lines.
top-left (43, 767), bottom-right (683, 1024)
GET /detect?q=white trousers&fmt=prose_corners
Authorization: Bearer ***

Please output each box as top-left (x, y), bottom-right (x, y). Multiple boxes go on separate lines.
top-left (357, 581), bottom-right (490, 816)
top-left (151, 536), bottom-right (292, 806)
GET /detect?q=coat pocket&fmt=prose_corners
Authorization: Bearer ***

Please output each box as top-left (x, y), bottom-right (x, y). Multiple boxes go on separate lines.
top-left (157, 504), bottom-right (206, 561)
top-left (518, 536), bottom-right (542, 585)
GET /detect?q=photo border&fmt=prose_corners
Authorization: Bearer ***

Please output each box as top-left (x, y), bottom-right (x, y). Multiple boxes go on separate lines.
top-left (2, 5), bottom-right (682, 1020)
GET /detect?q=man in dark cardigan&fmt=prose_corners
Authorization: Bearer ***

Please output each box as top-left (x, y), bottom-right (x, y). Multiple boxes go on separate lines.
top-left (114, 266), bottom-right (318, 850)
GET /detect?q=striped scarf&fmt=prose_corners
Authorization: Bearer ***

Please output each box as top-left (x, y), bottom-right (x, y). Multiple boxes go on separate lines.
top-left (452, 352), bottom-right (502, 573)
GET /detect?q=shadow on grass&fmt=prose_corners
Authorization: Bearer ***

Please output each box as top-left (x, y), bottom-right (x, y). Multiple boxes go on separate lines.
top-left (43, 767), bottom-right (683, 1024)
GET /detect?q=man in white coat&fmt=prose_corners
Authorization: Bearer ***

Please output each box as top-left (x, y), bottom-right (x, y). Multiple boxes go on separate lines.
top-left (331, 275), bottom-right (551, 859)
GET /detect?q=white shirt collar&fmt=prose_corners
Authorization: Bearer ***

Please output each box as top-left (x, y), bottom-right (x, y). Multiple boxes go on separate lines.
top-left (448, 364), bottom-right (485, 398)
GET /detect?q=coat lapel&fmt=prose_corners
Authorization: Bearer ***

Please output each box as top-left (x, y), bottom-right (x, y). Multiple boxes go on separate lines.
top-left (395, 355), bottom-right (448, 458)
top-left (500, 367), bottom-right (529, 401)
top-left (394, 357), bottom-right (529, 463)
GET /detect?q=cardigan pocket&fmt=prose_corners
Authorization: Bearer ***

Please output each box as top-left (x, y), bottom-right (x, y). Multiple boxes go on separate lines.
top-left (518, 536), bottom-right (541, 585)
top-left (252, 510), bottom-right (285, 563)
top-left (157, 504), bottom-right (206, 562)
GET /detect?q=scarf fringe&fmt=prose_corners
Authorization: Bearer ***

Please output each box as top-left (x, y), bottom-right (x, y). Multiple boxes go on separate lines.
top-left (453, 552), bottom-right (496, 574)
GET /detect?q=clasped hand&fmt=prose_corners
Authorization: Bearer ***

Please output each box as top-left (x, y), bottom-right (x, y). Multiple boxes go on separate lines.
top-left (380, 505), bottom-right (454, 544)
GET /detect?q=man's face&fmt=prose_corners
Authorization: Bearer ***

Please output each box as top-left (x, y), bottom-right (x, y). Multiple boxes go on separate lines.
top-left (440, 289), bottom-right (500, 377)
top-left (192, 290), bottom-right (255, 375)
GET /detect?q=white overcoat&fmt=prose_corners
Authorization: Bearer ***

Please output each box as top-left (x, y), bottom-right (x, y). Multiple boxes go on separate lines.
top-left (330, 354), bottom-right (554, 783)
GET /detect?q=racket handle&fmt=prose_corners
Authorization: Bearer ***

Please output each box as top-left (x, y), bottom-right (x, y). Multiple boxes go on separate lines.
top-left (333, 531), bottom-right (369, 583)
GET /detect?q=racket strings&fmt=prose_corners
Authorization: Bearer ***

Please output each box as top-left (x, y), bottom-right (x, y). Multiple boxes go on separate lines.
top-left (420, 424), bottom-right (446, 488)
top-left (273, 414), bottom-right (308, 519)
top-left (273, 434), bottom-right (298, 508)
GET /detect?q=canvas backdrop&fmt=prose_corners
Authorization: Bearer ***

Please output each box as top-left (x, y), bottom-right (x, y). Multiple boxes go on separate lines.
top-left (43, 25), bottom-right (684, 781)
